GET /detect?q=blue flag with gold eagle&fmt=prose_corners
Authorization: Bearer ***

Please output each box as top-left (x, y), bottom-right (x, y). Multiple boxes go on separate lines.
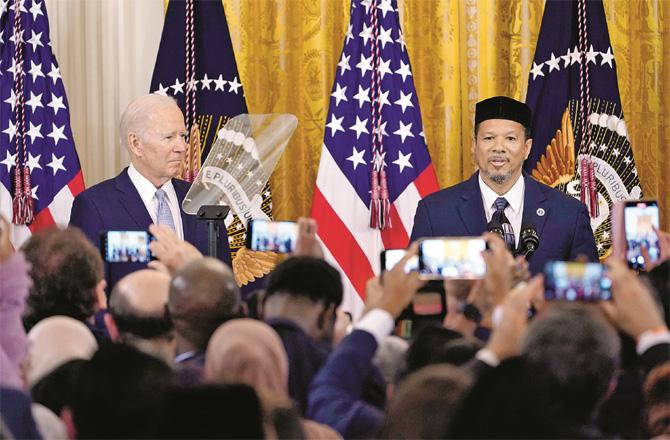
top-left (150, 0), bottom-right (274, 288)
top-left (525, 0), bottom-right (642, 259)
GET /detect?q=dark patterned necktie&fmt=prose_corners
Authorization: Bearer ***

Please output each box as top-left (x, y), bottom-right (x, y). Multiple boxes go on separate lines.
top-left (493, 197), bottom-right (515, 251)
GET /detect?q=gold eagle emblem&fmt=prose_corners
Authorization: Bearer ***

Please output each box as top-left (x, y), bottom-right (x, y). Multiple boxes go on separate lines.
top-left (232, 246), bottom-right (280, 286)
top-left (531, 108), bottom-right (576, 187)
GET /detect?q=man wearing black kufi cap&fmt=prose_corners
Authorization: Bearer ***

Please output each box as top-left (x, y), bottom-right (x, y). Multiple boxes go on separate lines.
top-left (410, 96), bottom-right (597, 275)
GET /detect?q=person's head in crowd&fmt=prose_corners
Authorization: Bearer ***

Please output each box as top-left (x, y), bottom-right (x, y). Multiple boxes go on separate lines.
top-left (25, 316), bottom-right (98, 388)
top-left (373, 336), bottom-right (409, 387)
top-left (404, 324), bottom-right (463, 376)
top-left (169, 257), bottom-right (241, 356)
top-left (120, 93), bottom-right (187, 188)
top-left (21, 227), bottom-right (106, 331)
top-left (155, 384), bottom-right (265, 439)
top-left (204, 318), bottom-right (288, 396)
top-left (31, 359), bottom-right (87, 418)
top-left (262, 256), bottom-right (343, 343)
top-left (380, 364), bottom-right (473, 439)
top-left (64, 342), bottom-right (175, 439)
top-left (644, 362), bottom-right (670, 437)
top-left (107, 269), bottom-right (175, 364)
top-left (429, 337), bottom-right (483, 367)
top-left (521, 303), bottom-right (620, 425)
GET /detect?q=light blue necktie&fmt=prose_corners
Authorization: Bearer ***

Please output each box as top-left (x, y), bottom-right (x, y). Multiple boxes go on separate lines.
top-left (493, 197), bottom-right (515, 251)
top-left (155, 189), bottom-right (176, 231)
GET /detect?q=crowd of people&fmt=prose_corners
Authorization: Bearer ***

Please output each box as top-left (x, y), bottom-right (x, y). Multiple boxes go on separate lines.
top-left (1, 213), bottom-right (669, 439)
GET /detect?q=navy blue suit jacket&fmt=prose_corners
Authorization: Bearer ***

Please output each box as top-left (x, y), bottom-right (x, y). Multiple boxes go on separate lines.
top-left (410, 172), bottom-right (598, 274)
top-left (69, 168), bottom-right (231, 291)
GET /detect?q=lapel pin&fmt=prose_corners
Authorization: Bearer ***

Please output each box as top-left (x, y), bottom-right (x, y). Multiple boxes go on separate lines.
top-left (536, 208), bottom-right (545, 217)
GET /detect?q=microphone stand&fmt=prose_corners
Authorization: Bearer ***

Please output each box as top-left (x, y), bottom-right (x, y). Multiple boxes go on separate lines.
top-left (195, 205), bottom-right (231, 258)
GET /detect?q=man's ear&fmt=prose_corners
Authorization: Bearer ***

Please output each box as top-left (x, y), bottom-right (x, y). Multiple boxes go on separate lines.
top-left (60, 406), bottom-right (77, 440)
top-left (127, 132), bottom-right (142, 157)
top-left (317, 303), bottom-right (336, 330)
top-left (104, 313), bottom-right (120, 342)
top-left (94, 280), bottom-right (107, 310)
top-left (524, 137), bottom-right (533, 160)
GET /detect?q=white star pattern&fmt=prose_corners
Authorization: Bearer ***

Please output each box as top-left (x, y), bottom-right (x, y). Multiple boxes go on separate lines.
top-left (353, 85), bottom-right (371, 108)
top-left (396, 29), bottom-right (406, 52)
top-left (325, 114), bottom-right (345, 137)
top-left (394, 91), bottom-right (414, 113)
top-left (585, 45), bottom-right (599, 64)
top-left (26, 122), bottom-right (43, 143)
top-left (4, 89), bottom-right (18, 111)
top-left (29, 0), bottom-right (44, 21)
top-left (356, 54), bottom-right (373, 77)
top-left (47, 63), bottom-right (61, 84)
top-left (2, 120), bottom-right (16, 141)
top-left (345, 24), bottom-right (354, 44)
top-left (30, 185), bottom-right (39, 200)
top-left (154, 83), bottom-right (169, 96)
top-left (47, 94), bottom-right (66, 116)
top-left (27, 30), bottom-right (43, 51)
top-left (171, 78), bottom-right (184, 94)
top-left (338, 54), bottom-right (351, 75)
top-left (392, 150), bottom-right (413, 173)
top-left (331, 83), bottom-right (348, 106)
top-left (569, 46), bottom-right (581, 64)
top-left (359, 23), bottom-right (373, 46)
top-left (378, 58), bottom-right (392, 80)
top-left (200, 73), bottom-right (213, 90)
top-left (47, 123), bottom-right (68, 146)
top-left (349, 116), bottom-right (369, 140)
top-left (27, 152), bottom-right (42, 172)
top-left (623, 156), bottom-right (631, 165)
top-left (600, 47), bottom-right (614, 67)
top-left (228, 76), bottom-right (242, 94)
top-left (377, 90), bottom-right (391, 111)
top-left (602, 231), bottom-right (610, 240)
top-left (186, 78), bottom-right (198, 92)
top-left (378, 26), bottom-right (393, 49)
top-left (530, 62), bottom-right (544, 80)
top-left (613, 148), bottom-right (619, 157)
top-left (1, 150), bottom-right (16, 172)
top-left (395, 60), bottom-right (412, 82)
top-left (546, 52), bottom-right (561, 72)
top-left (346, 147), bottom-right (366, 170)
top-left (393, 120), bottom-right (414, 143)
top-left (378, 0), bottom-right (394, 18)
top-left (25, 91), bottom-right (43, 113)
top-left (213, 74), bottom-right (227, 91)
top-left (28, 60), bottom-right (44, 82)
top-left (47, 153), bottom-right (66, 175)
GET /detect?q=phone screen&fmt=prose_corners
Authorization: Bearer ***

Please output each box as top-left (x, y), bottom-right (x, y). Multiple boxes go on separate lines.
top-left (381, 249), bottom-right (419, 273)
top-left (624, 201), bottom-right (660, 270)
top-left (102, 231), bottom-right (152, 263)
top-left (544, 261), bottom-right (612, 301)
top-left (247, 219), bottom-right (298, 253)
top-left (418, 237), bottom-right (487, 280)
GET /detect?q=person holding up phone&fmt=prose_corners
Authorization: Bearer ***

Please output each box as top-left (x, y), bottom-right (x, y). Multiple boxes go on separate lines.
top-left (410, 96), bottom-right (597, 275)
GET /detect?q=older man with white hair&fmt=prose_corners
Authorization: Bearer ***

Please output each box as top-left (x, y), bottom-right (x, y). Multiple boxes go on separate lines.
top-left (69, 94), bottom-right (231, 291)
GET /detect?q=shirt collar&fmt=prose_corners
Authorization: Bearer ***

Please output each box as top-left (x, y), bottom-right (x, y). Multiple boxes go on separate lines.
top-left (478, 173), bottom-right (525, 214)
top-left (127, 163), bottom-right (177, 206)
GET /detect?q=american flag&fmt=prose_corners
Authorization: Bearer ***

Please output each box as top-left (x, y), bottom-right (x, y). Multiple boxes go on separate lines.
top-left (0, 0), bottom-right (83, 247)
top-left (525, 0), bottom-right (642, 259)
top-left (311, 0), bottom-right (438, 317)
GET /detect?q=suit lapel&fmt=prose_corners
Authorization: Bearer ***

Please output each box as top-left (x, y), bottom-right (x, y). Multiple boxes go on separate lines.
top-left (115, 168), bottom-right (153, 229)
top-left (522, 174), bottom-right (548, 238)
top-left (457, 172), bottom-right (488, 235)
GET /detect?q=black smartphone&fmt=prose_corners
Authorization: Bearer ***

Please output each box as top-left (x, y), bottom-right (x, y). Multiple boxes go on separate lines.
top-left (246, 219), bottom-right (298, 253)
top-left (544, 261), bottom-right (612, 301)
top-left (624, 200), bottom-right (660, 270)
top-left (418, 237), bottom-right (487, 280)
top-left (100, 231), bottom-right (153, 263)
top-left (380, 248), bottom-right (419, 273)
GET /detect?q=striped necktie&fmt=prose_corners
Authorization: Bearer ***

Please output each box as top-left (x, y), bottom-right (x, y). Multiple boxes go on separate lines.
top-left (493, 197), bottom-right (515, 251)
top-left (155, 188), bottom-right (176, 231)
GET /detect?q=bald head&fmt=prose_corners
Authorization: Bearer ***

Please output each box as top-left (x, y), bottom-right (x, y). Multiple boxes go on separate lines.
top-left (26, 316), bottom-right (98, 387)
top-left (169, 258), bottom-right (241, 351)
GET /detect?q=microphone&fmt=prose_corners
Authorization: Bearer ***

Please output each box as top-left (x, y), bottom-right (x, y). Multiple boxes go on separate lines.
top-left (487, 218), bottom-right (504, 240)
top-left (518, 224), bottom-right (539, 258)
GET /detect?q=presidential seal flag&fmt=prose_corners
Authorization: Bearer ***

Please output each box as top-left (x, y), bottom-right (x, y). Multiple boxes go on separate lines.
top-left (525, 0), bottom-right (642, 259)
top-left (311, 0), bottom-right (439, 317)
top-left (0, 0), bottom-right (84, 247)
top-left (150, 0), bottom-right (274, 287)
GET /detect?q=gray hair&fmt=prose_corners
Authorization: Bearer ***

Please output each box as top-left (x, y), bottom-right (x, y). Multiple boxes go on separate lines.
top-left (119, 94), bottom-right (179, 150)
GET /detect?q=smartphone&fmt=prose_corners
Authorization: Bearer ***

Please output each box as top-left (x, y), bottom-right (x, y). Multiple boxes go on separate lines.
top-left (380, 248), bottom-right (419, 273)
top-left (624, 200), bottom-right (660, 270)
top-left (246, 219), bottom-right (298, 253)
top-left (544, 261), bottom-right (612, 301)
top-left (418, 237), bottom-right (487, 280)
top-left (100, 231), bottom-right (153, 263)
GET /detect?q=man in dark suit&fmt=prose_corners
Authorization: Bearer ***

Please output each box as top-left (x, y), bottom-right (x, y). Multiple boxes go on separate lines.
top-left (410, 96), bottom-right (597, 274)
top-left (69, 94), bottom-right (231, 291)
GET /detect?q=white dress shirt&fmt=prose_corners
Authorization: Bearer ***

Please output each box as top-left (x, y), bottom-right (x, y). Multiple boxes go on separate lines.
top-left (478, 174), bottom-right (525, 248)
top-left (127, 163), bottom-right (184, 239)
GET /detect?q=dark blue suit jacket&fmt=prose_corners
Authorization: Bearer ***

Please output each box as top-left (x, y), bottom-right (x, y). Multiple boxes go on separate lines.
top-left (410, 172), bottom-right (598, 274)
top-left (69, 168), bottom-right (231, 291)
